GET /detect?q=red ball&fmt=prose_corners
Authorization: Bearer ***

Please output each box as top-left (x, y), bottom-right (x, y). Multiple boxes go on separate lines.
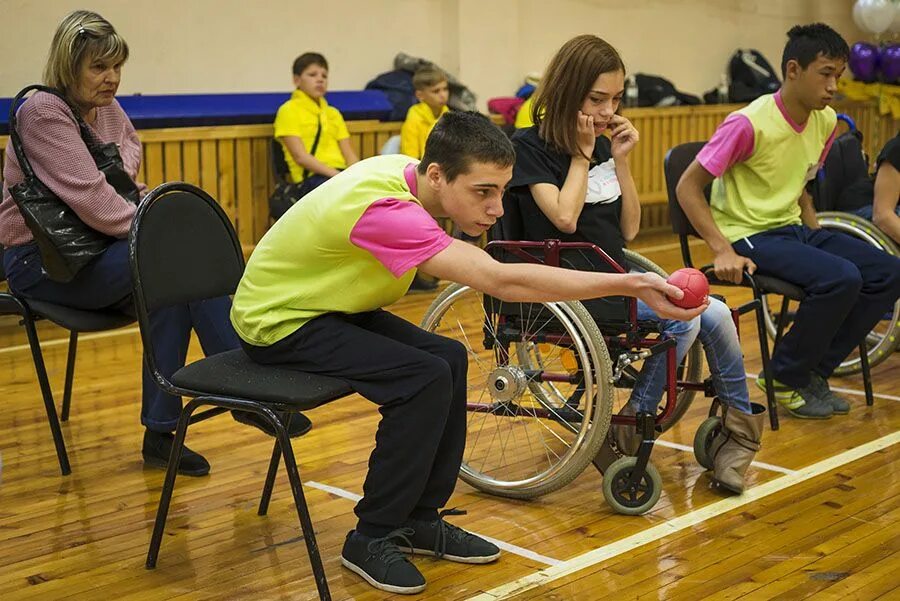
top-left (666, 268), bottom-right (710, 309)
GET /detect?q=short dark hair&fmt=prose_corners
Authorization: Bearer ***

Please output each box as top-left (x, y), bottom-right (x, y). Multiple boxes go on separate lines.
top-left (293, 52), bottom-right (328, 76)
top-left (781, 23), bottom-right (849, 77)
top-left (418, 111), bottom-right (515, 181)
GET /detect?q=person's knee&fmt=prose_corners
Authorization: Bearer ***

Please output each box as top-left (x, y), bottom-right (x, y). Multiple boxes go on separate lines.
top-left (878, 255), bottom-right (900, 297)
top-left (665, 313), bottom-right (701, 342)
top-left (700, 298), bottom-right (735, 335)
top-left (828, 263), bottom-right (863, 300)
top-left (439, 337), bottom-right (469, 373)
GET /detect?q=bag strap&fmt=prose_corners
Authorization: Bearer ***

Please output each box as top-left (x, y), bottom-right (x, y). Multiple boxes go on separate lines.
top-left (300, 115), bottom-right (323, 182)
top-left (8, 85), bottom-right (98, 183)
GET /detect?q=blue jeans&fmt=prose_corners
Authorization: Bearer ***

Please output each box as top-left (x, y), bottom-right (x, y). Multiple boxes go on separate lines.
top-left (734, 224), bottom-right (900, 388)
top-left (850, 204), bottom-right (900, 220)
top-left (630, 297), bottom-right (751, 414)
top-left (3, 240), bottom-right (240, 432)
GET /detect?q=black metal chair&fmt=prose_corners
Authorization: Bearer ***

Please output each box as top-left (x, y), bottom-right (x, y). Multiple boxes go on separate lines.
top-left (130, 182), bottom-right (351, 601)
top-left (0, 247), bottom-right (134, 475)
top-left (663, 142), bottom-right (874, 431)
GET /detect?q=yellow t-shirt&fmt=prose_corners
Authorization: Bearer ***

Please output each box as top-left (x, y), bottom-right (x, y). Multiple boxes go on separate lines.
top-left (515, 96), bottom-right (534, 129)
top-left (274, 89), bottom-right (350, 183)
top-left (400, 102), bottom-right (449, 159)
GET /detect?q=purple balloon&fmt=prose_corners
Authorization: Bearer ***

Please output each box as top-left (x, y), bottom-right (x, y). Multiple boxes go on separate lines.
top-left (850, 42), bottom-right (880, 83)
top-left (880, 44), bottom-right (900, 84)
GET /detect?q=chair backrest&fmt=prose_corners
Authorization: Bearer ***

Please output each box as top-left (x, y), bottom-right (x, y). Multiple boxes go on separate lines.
top-left (813, 129), bottom-right (869, 212)
top-left (663, 141), bottom-right (708, 239)
top-left (271, 138), bottom-right (291, 183)
top-left (129, 182), bottom-right (244, 386)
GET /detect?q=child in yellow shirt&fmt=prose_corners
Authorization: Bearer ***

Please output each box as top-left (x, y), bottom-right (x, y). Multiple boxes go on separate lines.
top-left (274, 52), bottom-right (359, 186)
top-left (400, 67), bottom-right (450, 159)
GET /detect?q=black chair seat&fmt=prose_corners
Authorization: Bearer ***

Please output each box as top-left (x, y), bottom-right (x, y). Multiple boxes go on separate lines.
top-left (701, 268), bottom-right (806, 301)
top-left (171, 349), bottom-right (353, 408)
top-left (24, 299), bottom-right (135, 332)
top-left (750, 274), bottom-right (806, 300)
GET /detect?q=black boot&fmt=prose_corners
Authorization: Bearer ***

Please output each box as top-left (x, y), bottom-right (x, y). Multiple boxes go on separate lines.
top-left (142, 429), bottom-right (210, 477)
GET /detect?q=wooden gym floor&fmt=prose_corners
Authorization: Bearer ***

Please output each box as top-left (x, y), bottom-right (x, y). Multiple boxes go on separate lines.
top-left (0, 235), bottom-right (897, 600)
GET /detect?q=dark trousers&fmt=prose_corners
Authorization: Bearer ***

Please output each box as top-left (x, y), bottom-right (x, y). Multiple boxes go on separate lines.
top-left (241, 309), bottom-right (468, 537)
top-left (734, 225), bottom-right (900, 388)
top-left (3, 240), bottom-right (239, 432)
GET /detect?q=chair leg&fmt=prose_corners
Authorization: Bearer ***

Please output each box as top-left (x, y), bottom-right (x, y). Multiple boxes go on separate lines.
top-left (754, 295), bottom-right (780, 431)
top-left (21, 313), bottom-right (71, 475)
top-left (773, 296), bottom-right (791, 349)
top-left (258, 413), bottom-right (290, 516)
top-left (61, 331), bottom-right (78, 422)
top-left (859, 343), bottom-right (874, 407)
top-left (272, 413), bottom-right (331, 601)
top-left (146, 399), bottom-right (201, 569)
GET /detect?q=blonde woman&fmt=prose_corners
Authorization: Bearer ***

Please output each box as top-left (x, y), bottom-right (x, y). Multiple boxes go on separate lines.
top-left (0, 11), bottom-right (309, 476)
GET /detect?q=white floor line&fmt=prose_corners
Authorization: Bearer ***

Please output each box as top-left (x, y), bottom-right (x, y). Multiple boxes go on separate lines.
top-left (830, 385), bottom-right (900, 402)
top-left (0, 326), bottom-right (139, 355)
top-left (653, 439), bottom-right (796, 475)
top-left (745, 372), bottom-right (899, 402)
top-left (305, 480), bottom-right (362, 502)
top-left (304, 481), bottom-right (561, 567)
top-left (466, 430), bottom-right (900, 601)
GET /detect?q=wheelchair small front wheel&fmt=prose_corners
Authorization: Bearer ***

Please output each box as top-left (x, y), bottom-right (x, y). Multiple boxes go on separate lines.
top-left (693, 416), bottom-right (723, 471)
top-left (602, 456), bottom-right (662, 515)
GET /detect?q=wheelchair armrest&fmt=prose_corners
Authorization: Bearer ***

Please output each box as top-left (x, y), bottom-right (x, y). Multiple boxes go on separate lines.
top-left (485, 239), bottom-right (625, 272)
top-left (699, 263), bottom-right (761, 293)
top-left (485, 238), bottom-right (636, 324)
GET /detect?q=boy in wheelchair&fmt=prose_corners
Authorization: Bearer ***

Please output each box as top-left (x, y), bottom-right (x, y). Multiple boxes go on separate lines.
top-left (231, 111), bottom-right (703, 594)
top-left (506, 34), bottom-right (765, 494)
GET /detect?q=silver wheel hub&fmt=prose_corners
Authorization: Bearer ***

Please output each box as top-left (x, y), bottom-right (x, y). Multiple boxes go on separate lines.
top-left (488, 366), bottom-right (527, 402)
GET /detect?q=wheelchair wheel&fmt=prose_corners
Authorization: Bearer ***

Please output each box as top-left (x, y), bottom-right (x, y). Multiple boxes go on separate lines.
top-left (601, 456), bottom-right (662, 515)
top-left (761, 212), bottom-right (900, 375)
top-left (620, 249), bottom-right (704, 431)
top-left (692, 416), bottom-right (722, 471)
top-left (421, 283), bottom-right (613, 499)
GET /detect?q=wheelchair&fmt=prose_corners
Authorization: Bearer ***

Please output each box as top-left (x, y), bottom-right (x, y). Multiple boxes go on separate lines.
top-left (759, 115), bottom-right (900, 375)
top-left (419, 202), bottom-right (750, 515)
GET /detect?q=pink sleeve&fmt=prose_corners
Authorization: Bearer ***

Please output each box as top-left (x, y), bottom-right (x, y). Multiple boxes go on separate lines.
top-left (350, 198), bottom-right (453, 277)
top-left (696, 114), bottom-right (755, 177)
top-left (818, 125), bottom-right (838, 164)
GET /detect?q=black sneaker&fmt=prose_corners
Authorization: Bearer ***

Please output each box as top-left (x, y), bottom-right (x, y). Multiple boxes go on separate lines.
top-left (341, 529), bottom-right (426, 594)
top-left (232, 410), bottom-right (312, 438)
top-left (399, 509), bottom-right (501, 564)
top-left (142, 430), bottom-right (210, 477)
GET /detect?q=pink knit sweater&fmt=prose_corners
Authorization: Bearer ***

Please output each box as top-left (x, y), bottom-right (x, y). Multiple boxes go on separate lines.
top-left (0, 92), bottom-right (145, 247)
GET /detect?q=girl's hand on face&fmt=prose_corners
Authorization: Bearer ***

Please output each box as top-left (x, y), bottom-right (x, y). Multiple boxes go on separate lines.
top-left (575, 111), bottom-right (596, 159)
top-left (608, 114), bottom-right (639, 159)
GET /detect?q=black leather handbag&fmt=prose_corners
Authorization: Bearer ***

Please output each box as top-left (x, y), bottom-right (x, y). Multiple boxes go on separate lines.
top-left (7, 85), bottom-right (140, 283)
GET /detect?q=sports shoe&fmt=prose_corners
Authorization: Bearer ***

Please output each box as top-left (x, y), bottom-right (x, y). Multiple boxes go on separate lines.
top-left (807, 373), bottom-right (851, 415)
top-left (398, 509), bottom-right (501, 564)
top-left (756, 371), bottom-right (833, 419)
top-left (142, 429), bottom-right (210, 476)
top-left (341, 529), bottom-right (426, 594)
